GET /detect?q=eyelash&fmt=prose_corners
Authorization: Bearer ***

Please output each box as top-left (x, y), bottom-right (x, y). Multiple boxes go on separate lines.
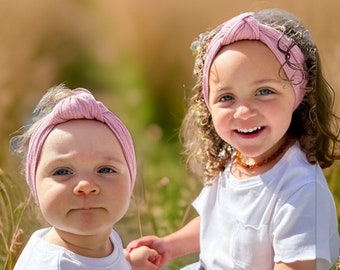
top-left (219, 94), bottom-right (234, 102)
top-left (98, 167), bottom-right (117, 174)
top-left (53, 168), bottom-right (72, 176)
top-left (257, 88), bottom-right (274, 95)
top-left (52, 167), bottom-right (117, 176)
top-left (218, 88), bottom-right (274, 102)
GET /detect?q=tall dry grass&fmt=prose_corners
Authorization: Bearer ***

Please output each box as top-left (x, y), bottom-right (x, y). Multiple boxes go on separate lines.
top-left (0, 170), bottom-right (29, 269)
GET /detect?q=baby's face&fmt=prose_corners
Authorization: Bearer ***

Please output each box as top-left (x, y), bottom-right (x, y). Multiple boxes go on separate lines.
top-left (35, 119), bottom-right (131, 236)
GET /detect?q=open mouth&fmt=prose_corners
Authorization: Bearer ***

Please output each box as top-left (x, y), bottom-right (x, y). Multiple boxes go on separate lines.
top-left (236, 126), bottom-right (263, 135)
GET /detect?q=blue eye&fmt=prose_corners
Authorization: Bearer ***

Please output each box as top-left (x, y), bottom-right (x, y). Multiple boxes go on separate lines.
top-left (219, 94), bottom-right (234, 102)
top-left (257, 88), bottom-right (274, 95)
top-left (98, 167), bottom-right (116, 174)
top-left (53, 168), bottom-right (72, 176)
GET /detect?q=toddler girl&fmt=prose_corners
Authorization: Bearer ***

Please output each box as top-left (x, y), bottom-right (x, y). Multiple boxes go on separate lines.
top-left (127, 8), bottom-right (340, 270)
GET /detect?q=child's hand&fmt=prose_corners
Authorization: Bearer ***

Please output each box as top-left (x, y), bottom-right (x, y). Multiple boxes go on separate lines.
top-left (127, 236), bottom-right (169, 267)
top-left (125, 246), bottom-right (161, 270)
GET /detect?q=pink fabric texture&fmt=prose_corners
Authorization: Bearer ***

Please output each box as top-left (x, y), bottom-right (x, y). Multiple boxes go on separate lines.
top-left (202, 12), bottom-right (306, 110)
top-left (26, 89), bottom-right (136, 203)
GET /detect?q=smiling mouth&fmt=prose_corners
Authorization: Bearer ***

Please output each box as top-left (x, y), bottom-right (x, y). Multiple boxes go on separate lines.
top-left (236, 126), bottom-right (263, 134)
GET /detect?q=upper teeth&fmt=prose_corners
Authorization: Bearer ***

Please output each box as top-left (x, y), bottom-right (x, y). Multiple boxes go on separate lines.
top-left (238, 127), bottom-right (261, 133)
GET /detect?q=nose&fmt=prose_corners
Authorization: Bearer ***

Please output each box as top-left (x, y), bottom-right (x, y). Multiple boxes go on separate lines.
top-left (233, 104), bottom-right (257, 120)
top-left (73, 178), bottom-right (100, 196)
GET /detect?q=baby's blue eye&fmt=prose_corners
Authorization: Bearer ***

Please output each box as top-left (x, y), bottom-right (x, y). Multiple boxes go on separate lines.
top-left (53, 168), bottom-right (71, 176)
top-left (98, 167), bottom-right (116, 174)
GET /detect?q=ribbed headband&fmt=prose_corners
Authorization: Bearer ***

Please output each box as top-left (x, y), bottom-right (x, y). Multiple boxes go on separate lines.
top-left (202, 12), bottom-right (306, 110)
top-left (26, 89), bottom-right (136, 203)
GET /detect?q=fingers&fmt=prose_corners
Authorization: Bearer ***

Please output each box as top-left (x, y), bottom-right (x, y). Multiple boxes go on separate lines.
top-left (127, 236), bottom-right (157, 251)
top-left (148, 254), bottom-right (161, 268)
top-left (128, 245), bottom-right (162, 270)
top-left (144, 260), bottom-right (160, 270)
top-left (146, 248), bottom-right (162, 267)
top-left (143, 254), bottom-right (161, 270)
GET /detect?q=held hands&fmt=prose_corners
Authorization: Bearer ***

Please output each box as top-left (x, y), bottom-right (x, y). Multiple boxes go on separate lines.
top-left (125, 245), bottom-right (161, 270)
top-left (126, 236), bottom-right (169, 269)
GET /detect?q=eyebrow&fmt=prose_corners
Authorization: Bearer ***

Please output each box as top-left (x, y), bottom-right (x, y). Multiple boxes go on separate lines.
top-left (252, 78), bottom-right (283, 85)
top-left (101, 156), bottom-right (127, 165)
top-left (44, 152), bottom-right (126, 165)
top-left (214, 78), bottom-right (283, 91)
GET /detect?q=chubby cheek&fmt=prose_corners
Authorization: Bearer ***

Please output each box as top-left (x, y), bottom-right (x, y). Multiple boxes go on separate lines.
top-left (36, 179), bottom-right (67, 219)
top-left (211, 111), bottom-right (232, 143)
top-left (109, 184), bottom-right (131, 220)
top-left (114, 199), bottom-right (130, 223)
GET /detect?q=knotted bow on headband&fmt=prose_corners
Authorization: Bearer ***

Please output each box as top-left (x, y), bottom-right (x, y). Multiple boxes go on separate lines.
top-left (26, 89), bottom-right (136, 203)
top-left (202, 12), bottom-right (306, 110)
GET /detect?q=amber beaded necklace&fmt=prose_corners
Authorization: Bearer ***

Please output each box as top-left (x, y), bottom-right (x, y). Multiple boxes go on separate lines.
top-left (235, 137), bottom-right (292, 170)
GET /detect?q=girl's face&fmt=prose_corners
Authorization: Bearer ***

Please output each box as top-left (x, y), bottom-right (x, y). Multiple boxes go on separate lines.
top-left (35, 119), bottom-right (131, 238)
top-left (208, 40), bottom-right (295, 160)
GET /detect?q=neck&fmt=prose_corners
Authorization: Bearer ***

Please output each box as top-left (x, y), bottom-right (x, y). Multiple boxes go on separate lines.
top-left (45, 227), bottom-right (113, 258)
top-left (232, 137), bottom-right (293, 179)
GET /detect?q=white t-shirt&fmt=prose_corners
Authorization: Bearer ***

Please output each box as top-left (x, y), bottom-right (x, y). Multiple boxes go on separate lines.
top-left (193, 143), bottom-right (339, 270)
top-left (14, 227), bottom-right (131, 270)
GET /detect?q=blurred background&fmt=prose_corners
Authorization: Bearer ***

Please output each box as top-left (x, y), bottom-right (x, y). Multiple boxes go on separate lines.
top-left (1, 0), bottom-right (339, 269)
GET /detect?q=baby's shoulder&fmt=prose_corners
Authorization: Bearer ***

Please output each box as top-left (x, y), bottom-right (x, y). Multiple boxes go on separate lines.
top-left (14, 229), bottom-right (63, 269)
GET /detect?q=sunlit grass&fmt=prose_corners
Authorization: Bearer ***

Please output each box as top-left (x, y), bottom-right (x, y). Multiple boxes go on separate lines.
top-left (0, 169), bottom-right (28, 270)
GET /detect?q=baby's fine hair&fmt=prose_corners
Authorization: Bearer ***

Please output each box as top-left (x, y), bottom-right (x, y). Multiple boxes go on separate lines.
top-left (10, 85), bottom-right (78, 165)
top-left (180, 8), bottom-right (340, 181)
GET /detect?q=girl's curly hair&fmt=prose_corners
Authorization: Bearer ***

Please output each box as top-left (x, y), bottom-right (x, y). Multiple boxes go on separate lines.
top-left (180, 9), bottom-right (340, 182)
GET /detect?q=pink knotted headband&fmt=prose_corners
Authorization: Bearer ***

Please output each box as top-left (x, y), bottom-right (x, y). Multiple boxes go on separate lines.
top-left (26, 88), bottom-right (136, 203)
top-left (202, 12), bottom-right (306, 110)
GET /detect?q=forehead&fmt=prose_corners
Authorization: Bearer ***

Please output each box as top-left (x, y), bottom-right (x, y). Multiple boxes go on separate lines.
top-left (42, 119), bottom-right (123, 155)
top-left (210, 40), bottom-right (285, 81)
top-left (48, 119), bottom-right (114, 137)
top-left (214, 40), bottom-right (280, 66)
